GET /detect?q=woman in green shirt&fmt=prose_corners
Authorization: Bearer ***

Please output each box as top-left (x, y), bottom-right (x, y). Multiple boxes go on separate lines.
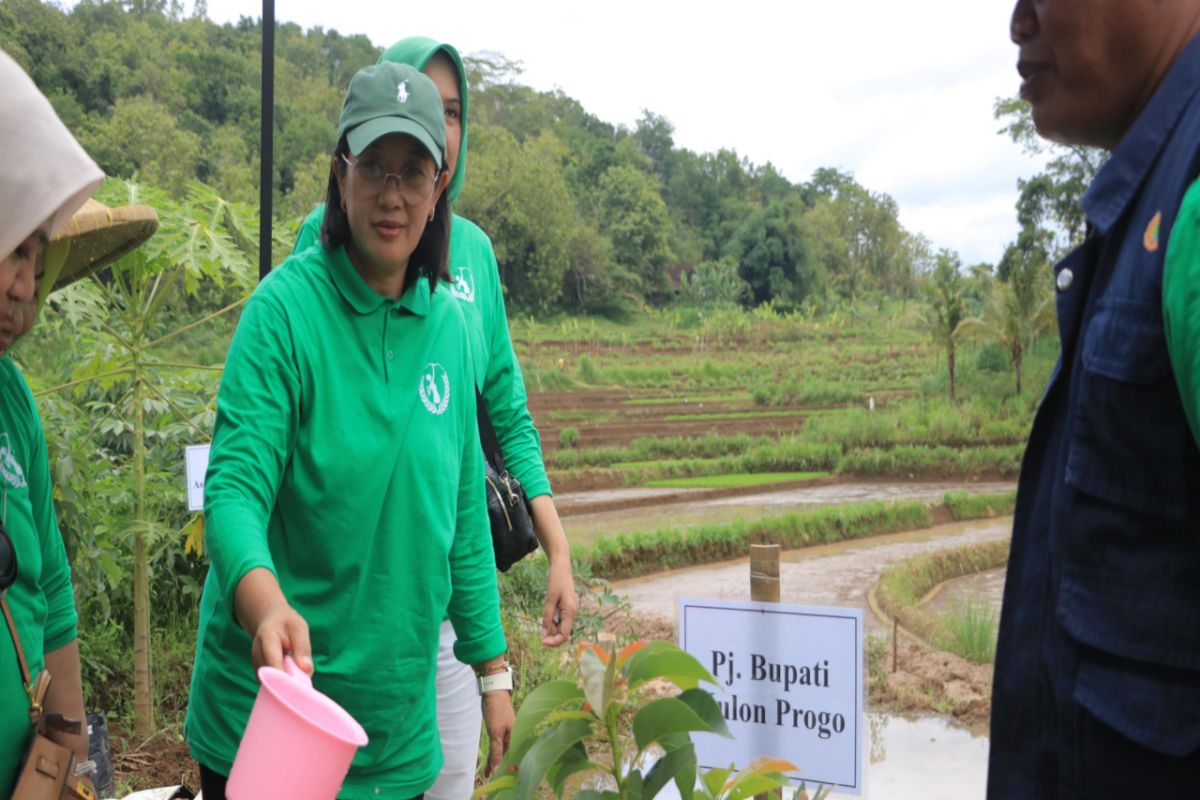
top-left (187, 62), bottom-right (512, 800)
top-left (294, 40), bottom-right (578, 797)
top-left (0, 49), bottom-right (105, 799)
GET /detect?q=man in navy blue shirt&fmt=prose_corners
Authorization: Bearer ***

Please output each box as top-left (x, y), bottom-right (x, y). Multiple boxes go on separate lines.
top-left (989, 2), bottom-right (1200, 797)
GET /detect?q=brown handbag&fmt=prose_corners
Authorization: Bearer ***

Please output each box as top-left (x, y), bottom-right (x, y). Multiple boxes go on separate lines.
top-left (2, 594), bottom-right (95, 800)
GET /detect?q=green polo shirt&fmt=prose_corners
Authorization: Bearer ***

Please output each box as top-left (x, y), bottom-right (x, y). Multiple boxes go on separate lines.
top-left (0, 358), bottom-right (77, 797)
top-left (1165, 177), bottom-right (1200, 447)
top-left (296, 209), bottom-right (551, 498)
top-left (186, 244), bottom-right (504, 798)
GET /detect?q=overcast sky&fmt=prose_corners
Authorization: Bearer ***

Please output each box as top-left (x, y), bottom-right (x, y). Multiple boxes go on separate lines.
top-left (187, 0), bottom-right (1041, 266)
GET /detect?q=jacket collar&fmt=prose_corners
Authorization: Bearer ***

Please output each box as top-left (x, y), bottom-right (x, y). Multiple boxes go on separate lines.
top-left (1084, 35), bottom-right (1200, 235)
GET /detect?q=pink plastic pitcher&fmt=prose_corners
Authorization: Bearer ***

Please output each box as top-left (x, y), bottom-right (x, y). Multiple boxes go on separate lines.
top-left (226, 656), bottom-right (368, 800)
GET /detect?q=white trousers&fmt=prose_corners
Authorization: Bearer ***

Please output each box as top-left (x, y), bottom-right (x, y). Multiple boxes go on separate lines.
top-left (425, 620), bottom-right (483, 800)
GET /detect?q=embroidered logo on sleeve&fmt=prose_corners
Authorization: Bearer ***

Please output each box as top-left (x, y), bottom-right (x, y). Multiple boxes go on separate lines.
top-left (419, 363), bottom-right (451, 415)
top-left (449, 267), bottom-right (476, 303)
top-left (1144, 210), bottom-right (1162, 252)
top-left (0, 433), bottom-right (27, 489)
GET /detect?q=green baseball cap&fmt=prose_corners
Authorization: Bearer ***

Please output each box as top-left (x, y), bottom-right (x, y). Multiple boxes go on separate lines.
top-left (337, 62), bottom-right (446, 166)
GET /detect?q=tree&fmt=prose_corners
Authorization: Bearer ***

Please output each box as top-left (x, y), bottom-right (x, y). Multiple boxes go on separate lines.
top-left (925, 249), bottom-right (968, 402)
top-left (39, 179), bottom-right (258, 735)
top-left (959, 232), bottom-right (1057, 394)
top-left (727, 196), bottom-right (820, 306)
top-left (596, 164), bottom-right (676, 305)
top-left (458, 125), bottom-right (576, 313)
top-left (995, 96), bottom-right (1107, 257)
top-left (679, 256), bottom-right (750, 308)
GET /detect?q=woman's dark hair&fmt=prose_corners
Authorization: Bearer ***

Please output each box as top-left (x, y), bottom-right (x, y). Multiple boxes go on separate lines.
top-left (320, 134), bottom-right (450, 293)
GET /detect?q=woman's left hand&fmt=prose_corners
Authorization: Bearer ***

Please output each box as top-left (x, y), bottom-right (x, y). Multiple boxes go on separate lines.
top-left (482, 690), bottom-right (514, 776)
top-left (542, 557), bottom-right (579, 648)
top-left (528, 494), bottom-right (579, 648)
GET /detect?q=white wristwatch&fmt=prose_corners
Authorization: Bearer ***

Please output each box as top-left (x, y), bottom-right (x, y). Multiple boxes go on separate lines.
top-left (476, 666), bottom-right (514, 695)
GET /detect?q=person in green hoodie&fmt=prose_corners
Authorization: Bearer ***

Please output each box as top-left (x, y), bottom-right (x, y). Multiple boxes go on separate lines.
top-left (293, 37), bottom-right (578, 799)
top-left (187, 62), bottom-right (512, 800)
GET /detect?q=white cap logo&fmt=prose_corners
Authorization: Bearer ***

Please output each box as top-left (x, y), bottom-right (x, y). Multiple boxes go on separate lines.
top-left (396, 80), bottom-right (410, 104)
top-left (419, 363), bottom-right (451, 415)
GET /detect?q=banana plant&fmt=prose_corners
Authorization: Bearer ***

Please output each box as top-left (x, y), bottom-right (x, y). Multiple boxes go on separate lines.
top-left (474, 640), bottom-right (797, 800)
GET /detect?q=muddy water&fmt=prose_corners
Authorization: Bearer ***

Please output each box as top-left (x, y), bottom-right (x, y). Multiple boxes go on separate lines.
top-left (613, 511), bottom-right (1009, 799)
top-left (613, 517), bottom-right (1012, 638)
top-left (922, 567), bottom-right (1007, 618)
top-left (561, 481), bottom-right (1015, 549)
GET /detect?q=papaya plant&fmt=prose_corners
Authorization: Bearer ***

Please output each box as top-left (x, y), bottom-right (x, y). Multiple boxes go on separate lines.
top-left (32, 177), bottom-right (262, 734)
top-left (474, 640), bottom-right (797, 800)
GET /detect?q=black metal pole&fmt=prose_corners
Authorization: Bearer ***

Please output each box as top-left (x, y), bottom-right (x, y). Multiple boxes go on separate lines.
top-left (259, 0), bottom-right (275, 280)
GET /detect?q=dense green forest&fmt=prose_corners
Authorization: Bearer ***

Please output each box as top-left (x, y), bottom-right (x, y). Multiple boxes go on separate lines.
top-left (2, 0), bottom-right (950, 314)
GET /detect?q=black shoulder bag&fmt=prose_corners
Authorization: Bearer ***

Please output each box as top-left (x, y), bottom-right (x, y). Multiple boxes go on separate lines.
top-left (476, 390), bottom-right (538, 572)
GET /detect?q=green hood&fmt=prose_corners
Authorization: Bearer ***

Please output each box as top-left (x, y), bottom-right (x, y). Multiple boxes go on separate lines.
top-left (379, 37), bottom-right (469, 205)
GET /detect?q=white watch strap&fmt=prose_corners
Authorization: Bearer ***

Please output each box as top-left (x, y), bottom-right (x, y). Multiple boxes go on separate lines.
top-left (477, 666), bottom-right (514, 694)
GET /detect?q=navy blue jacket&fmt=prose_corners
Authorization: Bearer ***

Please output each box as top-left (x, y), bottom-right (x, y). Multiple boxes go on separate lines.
top-left (988, 36), bottom-right (1200, 798)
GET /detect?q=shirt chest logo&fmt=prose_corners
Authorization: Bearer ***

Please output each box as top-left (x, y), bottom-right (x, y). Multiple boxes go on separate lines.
top-left (419, 363), bottom-right (451, 416)
top-left (0, 433), bottom-right (27, 490)
top-left (449, 267), bottom-right (476, 303)
top-left (1144, 210), bottom-right (1162, 252)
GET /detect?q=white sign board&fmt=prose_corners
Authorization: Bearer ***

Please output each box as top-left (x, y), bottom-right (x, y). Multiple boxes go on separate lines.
top-left (680, 597), bottom-right (863, 795)
top-left (185, 444), bottom-right (210, 512)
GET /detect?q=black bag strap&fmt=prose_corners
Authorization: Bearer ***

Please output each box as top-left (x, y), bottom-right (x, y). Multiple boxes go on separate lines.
top-left (475, 388), bottom-right (506, 472)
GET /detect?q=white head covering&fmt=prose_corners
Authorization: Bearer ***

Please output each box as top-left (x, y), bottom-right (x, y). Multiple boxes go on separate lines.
top-left (0, 49), bottom-right (104, 261)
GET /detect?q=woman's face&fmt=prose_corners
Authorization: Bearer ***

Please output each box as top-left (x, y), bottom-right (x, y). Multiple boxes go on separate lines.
top-left (336, 133), bottom-right (447, 278)
top-left (423, 54), bottom-right (463, 182)
top-left (0, 222), bottom-right (46, 357)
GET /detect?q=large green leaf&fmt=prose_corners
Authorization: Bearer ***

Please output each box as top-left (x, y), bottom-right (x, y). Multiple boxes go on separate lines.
top-left (471, 773), bottom-right (517, 800)
top-left (624, 640), bottom-right (716, 690)
top-left (511, 679), bottom-right (586, 748)
top-left (633, 697), bottom-right (720, 752)
top-left (545, 740), bottom-right (603, 798)
top-left (625, 768), bottom-right (644, 800)
top-left (677, 688), bottom-right (732, 739)
top-left (642, 739), bottom-right (696, 800)
top-left (516, 719), bottom-right (593, 800)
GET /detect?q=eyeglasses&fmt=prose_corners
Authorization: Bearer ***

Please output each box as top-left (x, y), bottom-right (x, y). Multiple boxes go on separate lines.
top-left (342, 154), bottom-right (439, 205)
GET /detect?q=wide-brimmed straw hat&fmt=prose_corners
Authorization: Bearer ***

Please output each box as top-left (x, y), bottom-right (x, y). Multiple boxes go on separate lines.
top-left (45, 199), bottom-right (159, 293)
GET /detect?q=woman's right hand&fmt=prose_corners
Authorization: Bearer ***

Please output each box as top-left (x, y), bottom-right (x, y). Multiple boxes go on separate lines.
top-left (234, 567), bottom-right (314, 674)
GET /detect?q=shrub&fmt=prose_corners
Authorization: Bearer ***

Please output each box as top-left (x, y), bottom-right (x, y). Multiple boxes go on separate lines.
top-left (559, 426), bottom-right (580, 449)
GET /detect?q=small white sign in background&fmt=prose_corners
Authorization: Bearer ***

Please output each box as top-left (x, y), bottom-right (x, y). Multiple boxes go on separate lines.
top-left (680, 597), bottom-right (863, 795)
top-left (185, 444), bottom-right (210, 512)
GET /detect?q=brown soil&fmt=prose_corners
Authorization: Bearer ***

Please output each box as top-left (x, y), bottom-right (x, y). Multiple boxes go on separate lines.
top-left (109, 722), bottom-right (200, 794)
top-left (871, 636), bottom-right (993, 733)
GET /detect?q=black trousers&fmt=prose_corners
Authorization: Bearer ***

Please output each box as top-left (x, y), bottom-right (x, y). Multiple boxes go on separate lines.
top-left (199, 763), bottom-right (424, 800)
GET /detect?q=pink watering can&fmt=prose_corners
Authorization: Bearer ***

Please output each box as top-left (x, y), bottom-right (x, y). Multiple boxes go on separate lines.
top-left (226, 656), bottom-right (368, 800)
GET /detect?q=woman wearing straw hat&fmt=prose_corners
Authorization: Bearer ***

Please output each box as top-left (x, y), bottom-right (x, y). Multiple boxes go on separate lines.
top-left (187, 61), bottom-right (512, 799)
top-left (0, 49), bottom-right (157, 798)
